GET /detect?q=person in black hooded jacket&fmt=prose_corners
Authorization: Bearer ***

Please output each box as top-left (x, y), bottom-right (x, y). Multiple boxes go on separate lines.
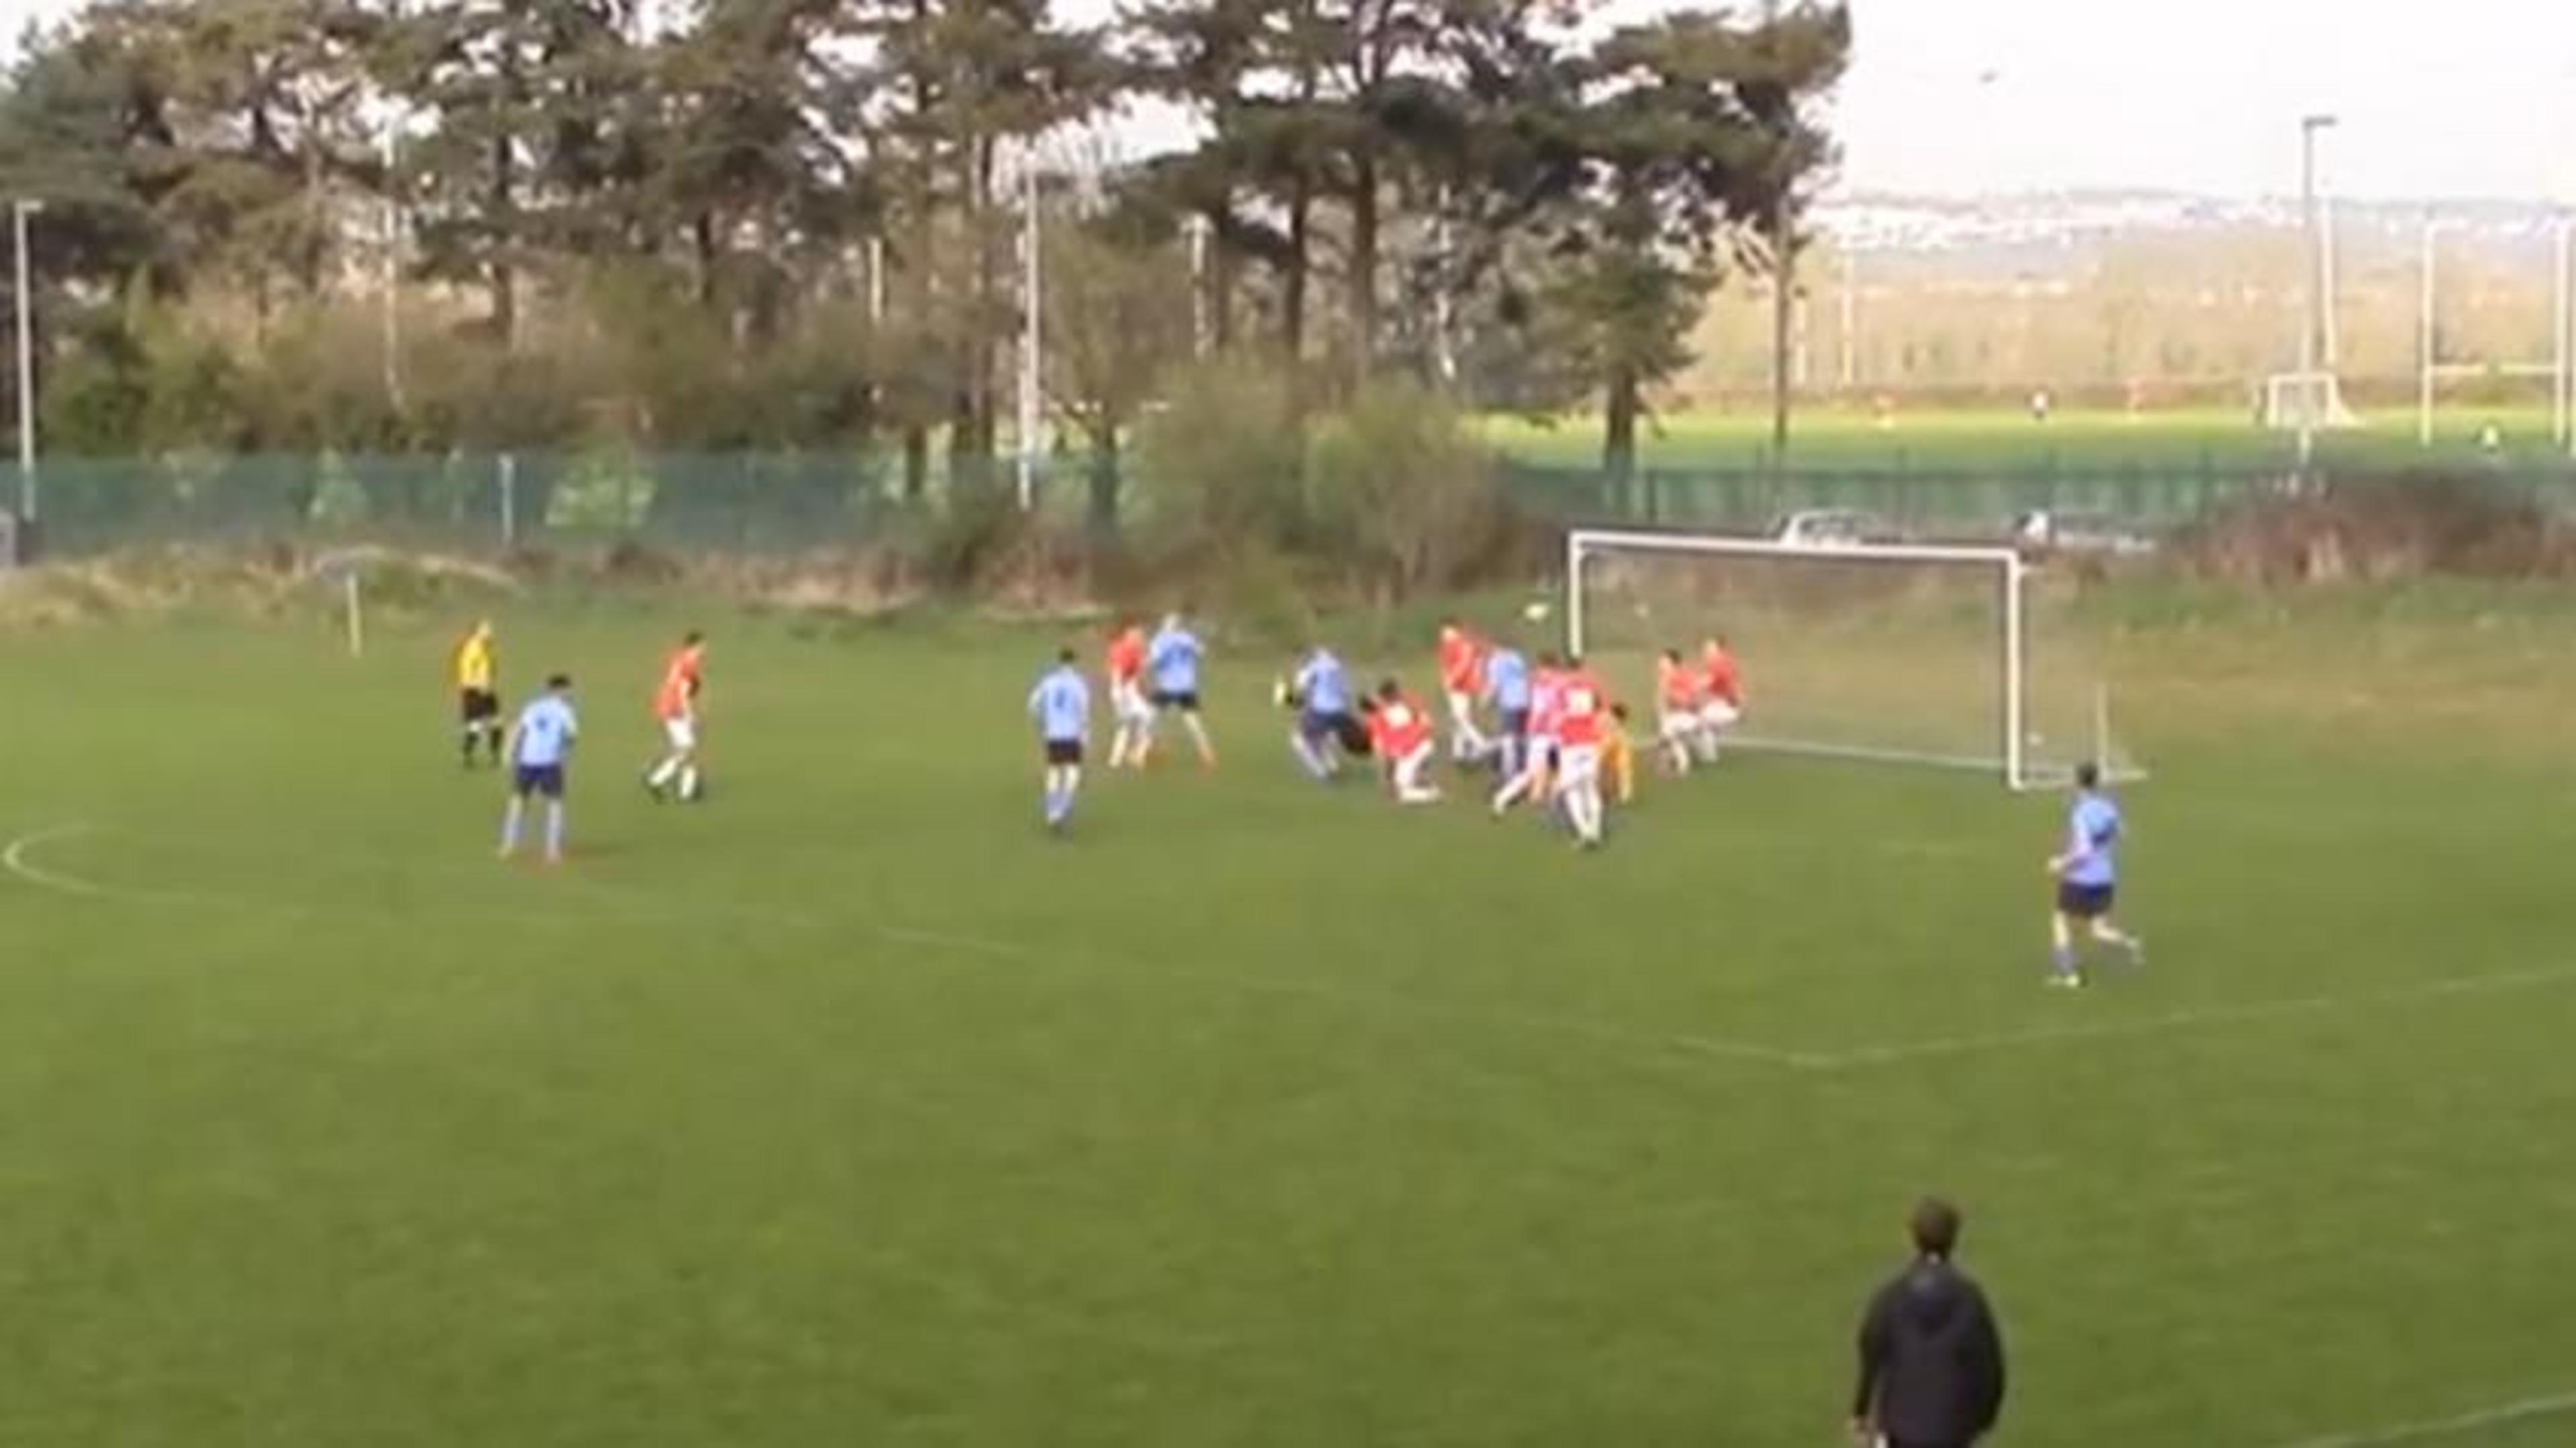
top-left (1848, 1197), bottom-right (2006, 1448)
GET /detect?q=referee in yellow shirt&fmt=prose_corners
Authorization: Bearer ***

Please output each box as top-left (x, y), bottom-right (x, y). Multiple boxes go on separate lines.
top-left (453, 620), bottom-right (502, 768)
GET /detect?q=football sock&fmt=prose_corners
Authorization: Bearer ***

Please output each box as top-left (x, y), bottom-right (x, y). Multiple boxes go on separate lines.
top-left (498, 798), bottom-right (523, 855)
top-left (1291, 734), bottom-right (1332, 780)
top-left (543, 803), bottom-right (565, 861)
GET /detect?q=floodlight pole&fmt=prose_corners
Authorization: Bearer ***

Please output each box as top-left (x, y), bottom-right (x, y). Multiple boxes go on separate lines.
top-left (1838, 245), bottom-right (1858, 391)
top-left (382, 112), bottom-right (404, 415)
top-left (1187, 214), bottom-right (1211, 360)
top-left (13, 199), bottom-right (38, 525)
top-left (2298, 114), bottom-right (2337, 470)
top-left (2556, 217), bottom-right (2572, 454)
top-left (1015, 159), bottom-right (1040, 513)
top-left (2417, 214), bottom-right (2440, 448)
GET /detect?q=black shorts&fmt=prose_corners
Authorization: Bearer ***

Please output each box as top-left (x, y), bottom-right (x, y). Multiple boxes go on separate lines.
top-left (1152, 690), bottom-right (1201, 713)
top-left (1500, 708), bottom-right (1531, 739)
top-left (460, 688), bottom-right (500, 723)
top-left (1044, 739), bottom-right (1084, 766)
top-left (2057, 881), bottom-right (2116, 919)
top-left (513, 763), bottom-right (566, 799)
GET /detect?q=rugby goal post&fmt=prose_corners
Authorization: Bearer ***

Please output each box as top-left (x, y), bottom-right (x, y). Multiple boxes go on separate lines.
top-left (1562, 529), bottom-right (2142, 792)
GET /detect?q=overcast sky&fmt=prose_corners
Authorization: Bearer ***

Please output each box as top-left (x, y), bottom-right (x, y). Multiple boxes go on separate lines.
top-left (3, 0), bottom-right (2568, 201)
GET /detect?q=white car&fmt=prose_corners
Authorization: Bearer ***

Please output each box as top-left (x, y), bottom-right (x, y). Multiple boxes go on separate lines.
top-left (1770, 509), bottom-right (1887, 550)
top-left (2012, 510), bottom-right (2159, 558)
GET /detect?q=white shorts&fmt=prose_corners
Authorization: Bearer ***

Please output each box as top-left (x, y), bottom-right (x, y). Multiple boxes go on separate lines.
top-left (662, 715), bottom-right (698, 752)
top-left (1554, 743), bottom-right (1601, 791)
top-left (1112, 679), bottom-right (1151, 724)
top-left (1658, 709), bottom-right (1701, 742)
top-left (1700, 701), bottom-right (1742, 730)
top-left (1444, 689), bottom-right (1478, 724)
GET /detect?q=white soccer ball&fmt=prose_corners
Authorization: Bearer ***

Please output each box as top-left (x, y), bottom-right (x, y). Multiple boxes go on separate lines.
top-left (1523, 601), bottom-right (1552, 623)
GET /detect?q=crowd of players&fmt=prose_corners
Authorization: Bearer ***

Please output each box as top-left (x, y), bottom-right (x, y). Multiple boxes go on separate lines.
top-left (455, 607), bottom-right (2137, 990)
top-left (1028, 611), bottom-right (1749, 850)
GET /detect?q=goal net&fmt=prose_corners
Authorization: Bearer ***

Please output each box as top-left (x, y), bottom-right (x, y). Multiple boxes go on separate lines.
top-left (2258, 371), bottom-right (2359, 431)
top-left (1564, 529), bottom-right (2143, 790)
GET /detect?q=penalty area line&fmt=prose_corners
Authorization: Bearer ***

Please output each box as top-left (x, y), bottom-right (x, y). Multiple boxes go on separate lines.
top-left (1817, 962), bottom-right (2576, 1070)
top-left (2265, 1388), bottom-right (2576, 1448)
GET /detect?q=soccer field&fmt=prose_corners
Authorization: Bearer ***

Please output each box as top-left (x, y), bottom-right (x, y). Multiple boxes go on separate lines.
top-left (4, 600), bottom-right (2573, 1445)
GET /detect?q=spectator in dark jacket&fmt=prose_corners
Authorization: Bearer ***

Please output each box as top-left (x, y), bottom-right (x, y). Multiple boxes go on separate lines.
top-left (1849, 1197), bottom-right (2006, 1448)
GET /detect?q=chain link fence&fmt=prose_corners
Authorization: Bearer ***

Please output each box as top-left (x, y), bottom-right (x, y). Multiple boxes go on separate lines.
top-left (9, 448), bottom-right (2576, 562)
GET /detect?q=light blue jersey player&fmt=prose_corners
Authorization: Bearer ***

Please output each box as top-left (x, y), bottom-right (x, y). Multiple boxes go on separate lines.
top-left (1287, 645), bottom-right (1354, 782)
top-left (1028, 649), bottom-right (1093, 833)
top-left (500, 674), bottom-right (578, 865)
top-left (1142, 612), bottom-right (1217, 769)
top-left (2046, 762), bottom-right (2144, 987)
top-left (1483, 645), bottom-right (1532, 778)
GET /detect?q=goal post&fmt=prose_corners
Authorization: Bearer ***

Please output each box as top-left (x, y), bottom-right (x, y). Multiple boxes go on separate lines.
top-left (1562, 528), bottom-right (2142, 791)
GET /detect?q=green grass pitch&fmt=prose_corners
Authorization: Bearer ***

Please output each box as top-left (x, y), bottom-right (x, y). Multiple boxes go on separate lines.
top-left (3, 601), bottom-right (2572, 1445)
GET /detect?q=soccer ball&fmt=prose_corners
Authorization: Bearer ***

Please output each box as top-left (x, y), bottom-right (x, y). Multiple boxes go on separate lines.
top-left (1271, 675), bottom-right (1294, 708)
top-left (1523, 601), bottom-right (1552, 623)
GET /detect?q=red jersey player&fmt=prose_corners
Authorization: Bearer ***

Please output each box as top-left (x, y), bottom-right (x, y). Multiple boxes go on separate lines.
top-left (1491, 652), bottom-right (1566, 816)
top-left (1698, 635), bottom-right (1744, 764)
top-left (1552, 661), bottom-right (1610, 848)
top-left (1435, 621), bottom-right (1491, 763)
top-left (1655, 648), bottom-right (1708, 774)
top-left (644, 631), bottom-right (707, 802)
top-left (1367, 679), bottom-right (1443, 805)
top-left (1104, 621), bottom-right (1150, 770)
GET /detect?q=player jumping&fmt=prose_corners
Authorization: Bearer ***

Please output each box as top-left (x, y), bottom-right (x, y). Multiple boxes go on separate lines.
top-left (1028, 647), bottom-right (1092, 834)
top-left (643, 630), bottom-right (707, 802)
top-left (453, 619), bottom-right (502, 768)
top-left (1436, 621), bottom-right (1492, 764)
top-left (2046, 762), bottom-right (2145, 988)
top-left (1104, 619), bottom-right (1151, 770)
top-left (499, 673), bottom-right (578, 865)
top-left (1368, 679), bottom-right (1442, 805)
top-left (1141, 611), bottom-right (1217, 770)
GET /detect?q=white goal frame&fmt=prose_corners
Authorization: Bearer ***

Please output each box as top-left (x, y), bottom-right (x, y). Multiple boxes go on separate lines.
top-left (1564, 528), bottom-right (2135, 792)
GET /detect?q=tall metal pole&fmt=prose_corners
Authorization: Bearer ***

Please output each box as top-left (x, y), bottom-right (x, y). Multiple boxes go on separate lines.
top-left (1187, 215), bottom-right (1210, 360)
top-left (2297, 115), bottom-right (2336, 470)
top-left (1838, 245), bottom-right (1857, 391)
top-left (1014, 161), bottom-right (1040, 513)
top-left (2417, 215), bottom-right (2437, 447)
top-left (2555, 217), bottom-right (2572, 454)
top-left (13, 199), bottom-right (36, 524)
top-left (382, 115), bottom-right (404, 414)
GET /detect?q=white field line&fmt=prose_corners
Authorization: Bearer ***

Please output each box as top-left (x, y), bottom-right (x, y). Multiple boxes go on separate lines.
top-left (2266, 1388), bottom-right (2576, 1447)
top-left (1819, 962), bottom-right (2576, 1070)
top-left (15, 823), bottom-right (2575, 1078)
top-left (3, 823), bottom-right (1824, 1072)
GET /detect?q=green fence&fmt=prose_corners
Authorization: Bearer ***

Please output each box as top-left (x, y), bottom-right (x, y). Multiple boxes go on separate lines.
top-left (15, 449), bottom-right (2576, 561)
top-left (21, 452), bottom-right (919, 559)
top-left (1499, 455), bottom-right (2576, 536)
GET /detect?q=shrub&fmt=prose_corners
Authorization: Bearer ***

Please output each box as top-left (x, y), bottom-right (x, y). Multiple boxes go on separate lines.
top-left (2183, 469), bottom-right (2561, 586)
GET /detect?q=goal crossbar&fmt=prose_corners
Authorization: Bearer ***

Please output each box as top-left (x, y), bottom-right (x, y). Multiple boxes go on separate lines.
top-left (1564, 527), bottom-right (2140, 792)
